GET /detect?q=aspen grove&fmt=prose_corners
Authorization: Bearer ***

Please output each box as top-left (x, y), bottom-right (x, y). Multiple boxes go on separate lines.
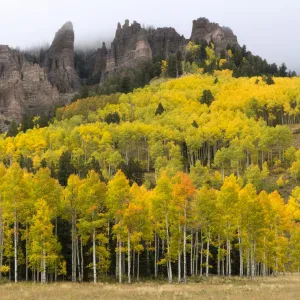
top-left (1, 72), bottom-right (300, 283)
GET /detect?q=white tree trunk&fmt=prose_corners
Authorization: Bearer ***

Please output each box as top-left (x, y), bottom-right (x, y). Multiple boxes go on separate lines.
top-left (165, 215), bottom-right (172, 284)
top-left (71, 210), bottom-right (77, 282)
top-left (154, 232), bottom-right (158, 278)
top-left (127, 231), bottom-right (131, 284)
top-left (93, 227), bottom-right (97, 283)
top-left (41, 250), bottom-right (46, 284)
top-left (183, 222), bottom-right (187, 283)
top-left (14, 211), bottom-right (18, 283)
top-left (178, 249), bottom-right (181, 283)
top-left (119, 237), bottom-right (122, 283)
top-left (238, 228), bottom-right (243, 277)
top-left (206, 229), bottom-right (210, 278)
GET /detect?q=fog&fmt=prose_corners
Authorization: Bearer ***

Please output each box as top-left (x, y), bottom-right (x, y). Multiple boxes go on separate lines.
top-left (1, 0), bottom-right (299, 71)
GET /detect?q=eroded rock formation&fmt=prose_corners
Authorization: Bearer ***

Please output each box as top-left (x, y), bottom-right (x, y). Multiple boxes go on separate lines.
top-left (191, 17), bottom-right (239, 53)
top-left (92, 18), bottom-right (238, 81)
top-left (44, 21), bottom-right (80, 93)
top-left (0, 45), bottom-right (60, 129)
top-left (0, 22), bottom-right (81, 129)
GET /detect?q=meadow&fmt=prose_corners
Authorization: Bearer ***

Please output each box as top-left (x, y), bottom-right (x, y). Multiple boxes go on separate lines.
top-left (0, 275), bottom-right (299, 300)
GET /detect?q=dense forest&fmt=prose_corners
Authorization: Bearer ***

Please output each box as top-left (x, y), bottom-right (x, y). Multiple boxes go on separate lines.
top-left (1, 70), bottom-right (300, 283)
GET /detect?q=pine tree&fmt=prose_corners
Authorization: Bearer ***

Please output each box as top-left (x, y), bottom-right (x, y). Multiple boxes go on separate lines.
top-left (155, 102), bottom-right (165, 115)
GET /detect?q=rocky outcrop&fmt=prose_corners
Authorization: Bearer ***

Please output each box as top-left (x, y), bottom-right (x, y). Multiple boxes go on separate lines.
top-left (0, 21), bottom-right (80, 130)
top-left (44, 21), bottom-right (80, 93)
top-left (104, 20), bottom-right (153, 75)
top-left (92, 42), bottom-right (108, 77)
top-left (147, 27), bottom-right (186, 57)
top-left (0, 45), bottom-right (60, 129)
top-left (93, 18), bottom-right (238, 81)
top-left (191, 17), bottom-right (239, 53)
top-left (93, 20), bottom-right (186, 80)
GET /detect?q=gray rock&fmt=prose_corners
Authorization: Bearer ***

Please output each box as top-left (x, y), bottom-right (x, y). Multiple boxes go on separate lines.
top-left (191, 17), bottom-right (239, 53)
top-left (0, 45), bottom-right (61, 129)
top-left (44, 21), bottom-right (80, 93)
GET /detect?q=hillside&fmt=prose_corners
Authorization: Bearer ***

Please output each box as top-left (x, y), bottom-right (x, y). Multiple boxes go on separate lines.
top-left (0, 71), bottom-right (300, 283)
top-left (0, 16), bottom-right (296, 131)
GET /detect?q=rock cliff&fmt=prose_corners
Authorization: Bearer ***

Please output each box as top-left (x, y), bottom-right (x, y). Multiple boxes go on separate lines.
top-left (44, 21), bottom-right (80, 93)
top-left (0, 21), bottom-right (80, 130)
top-left (191, 17), bottom-right (239, 53)
top-left (0, 45), bottom-right (60, 129)
top-left (93, 18), bottom-right (238, 81)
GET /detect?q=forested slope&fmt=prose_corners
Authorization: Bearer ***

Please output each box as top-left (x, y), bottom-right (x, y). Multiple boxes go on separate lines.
top-left (1, 72), bottom-right (300, 283)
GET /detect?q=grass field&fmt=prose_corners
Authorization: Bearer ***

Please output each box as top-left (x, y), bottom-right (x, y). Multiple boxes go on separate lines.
top-left (0, 275), bottom-right (300, 300)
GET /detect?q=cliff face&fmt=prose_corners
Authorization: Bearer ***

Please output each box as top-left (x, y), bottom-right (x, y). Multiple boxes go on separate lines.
top-left (0, 45), bottom-right (60, 129)
top-left (0, 21), bottom-right (80, 130)
top-left (93, 18), bottom-right (238, 81)
top-left (94, 20), bottom-right (187, 80)
top-left (44, 22), bottom-right (80, 93)
top-left (191, 18), bottom-right (239, 53)
top-left (102, 20), bottom-right (154, 78)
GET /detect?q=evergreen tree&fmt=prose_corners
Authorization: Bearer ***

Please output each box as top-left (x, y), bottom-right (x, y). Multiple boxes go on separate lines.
top-left (279, 63), bottom-right (288, 77)
top-left (155, 102), bottom-right (165, 115)
top-left (263, 75), bottom-right (275, 85)
top-left (58, 152), bottom-right (75, 186)
top-left (192, 120), bottom-right (199, 128)
top-left (104, 112), bottom-right (121, 124)
top-left (200, 90), bottom-right (214, 106)
top-left (6, 121), bottom-right (18, 137)
top-left (167, 54), bottom-right (178, 78)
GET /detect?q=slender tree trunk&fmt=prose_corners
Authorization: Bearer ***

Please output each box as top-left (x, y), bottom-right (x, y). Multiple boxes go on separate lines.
top-left (14, 210), bottom-right (18, 283)
top-left (127, 231), bottom-right (131, 284)
top-left (55, 216), bottom-right (58, 281)
top-left (119, 237), bottom-right (122, 283)
top-left (76, 236), bottom-right (81, 282)
top-left (217, 236), bottom-right (220, 276)
top-left (154, 232), bottom-right (158, 278)
top-left (93, 226), bottom-right (97, 283)
top-left (80, 238), bottom-right (84, 281)
top-left (228, 239), bottom-right (231, 277)
top-left (195, 231), bottom-right (199, 276)
top-left (222, 246), bottom-right (225, 276)
top-left (26, 223), bottom-right (28, 281)
top-left (238, 227), bottom-right (243, 277)
top-left (200, 230), bottom-right (203, 277)
top-left (251, 241), bottom-right (256, 279)
top-left (72, 210), bottom-right (77, 282)
top-left (263, 236), bottom-right (266, 277)
top-left (183, 217), bottom-right (187, 283)
top-left (137, 251), bottom-right (140, 282)
top-left (41, 250), bottom-right (46, 284)
top-left (190, 230), bottom-right (193, 277)
top-left (247, 247), bottom-right (250, 277)
top-left (205, 229), bottom-right (210, 278)
top-left (178, 248), bottom-right (181, 283)
top-left (116, 241), bottom-right (119, 280)
top-left (165, 215), bottom-right (172, 284)
top-left (133, 250), bottom-right (135, 279)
